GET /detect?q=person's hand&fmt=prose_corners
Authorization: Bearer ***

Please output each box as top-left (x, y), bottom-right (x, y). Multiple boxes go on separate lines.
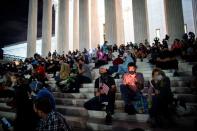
top-left (155, 89), bottom-right (160, 95)
top-left (110, 86), bottom-right (116, 92)
top-left (95, 92), bottom-right (100, 96)
top-left (76, 63), bottom-right (79, 68)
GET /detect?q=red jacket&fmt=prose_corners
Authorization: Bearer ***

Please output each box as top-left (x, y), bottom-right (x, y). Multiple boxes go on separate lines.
top-left (36, 66), bottom-right (46, 77)
top-left (113, 57), bottom-right (124, 66)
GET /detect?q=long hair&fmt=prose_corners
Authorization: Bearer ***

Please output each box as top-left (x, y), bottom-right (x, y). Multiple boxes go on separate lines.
top-left (152, 68), bottom-right (167, 87)
top-left (152, 68), bottom-right (166, 78)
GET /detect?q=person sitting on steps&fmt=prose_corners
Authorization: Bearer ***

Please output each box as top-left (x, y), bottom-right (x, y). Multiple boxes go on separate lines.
top-left (148, 68), bottom-right (174, 128)
top-left (84, 67), bottom-right (116, 125)
top-left (120, 62), bottom-right (144, 114)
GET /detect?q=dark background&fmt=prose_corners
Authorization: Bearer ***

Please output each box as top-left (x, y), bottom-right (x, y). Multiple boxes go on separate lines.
top-left (0, 0), bottom-right (55, 48)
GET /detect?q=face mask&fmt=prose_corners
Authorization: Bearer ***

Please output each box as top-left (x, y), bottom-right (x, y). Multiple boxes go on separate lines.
top-left (129, 71), bottom-right (136, 75)
top-left (100, 73), bottom-right (108, 79)
top-left (156, 75), bottom-right (163, 81)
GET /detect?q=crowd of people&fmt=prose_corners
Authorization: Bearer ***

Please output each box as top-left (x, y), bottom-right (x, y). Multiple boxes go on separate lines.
top-left (0, 32), bottom-right (197, 130)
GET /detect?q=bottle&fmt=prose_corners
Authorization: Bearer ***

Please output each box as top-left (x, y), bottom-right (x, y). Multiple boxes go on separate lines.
top-left (1, 117), bottom-right (12, 129)
top-left (147, 97), bottom-right (152, 109)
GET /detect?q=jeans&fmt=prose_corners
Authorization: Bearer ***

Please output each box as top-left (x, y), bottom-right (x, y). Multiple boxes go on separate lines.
top-left (120, 84), bottom-right (140, 113)
top-left (120, 84), bottom-right (138, 105)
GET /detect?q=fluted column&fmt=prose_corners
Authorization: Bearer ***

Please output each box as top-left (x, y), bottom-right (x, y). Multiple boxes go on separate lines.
top-left (90, 0), bottom-right (100, 49)
top-left (27, 0), bottom-right (38, 57)
top-left (79, 0), bottom-right (90, 51)
top-left (73, 0), bottom-right (79, 50)
top-left (57, 0), bottom-right (69, 54)
top-left (193, 0), bottom-right (197, 34)
top-left (54, 0), bottom-right (59, 52)
top-left (105, 0), bottom-right (116, 45)
top-left (164, 0), bottom-right (184, 44)
top-left (105, 0), bottom-right (124, 46)
top-left (42, 0), bottom-right (52, 56)
top-left (132, 0), bottom-right (148, 44)
top-left (115, 0), bottom-right (125, 46)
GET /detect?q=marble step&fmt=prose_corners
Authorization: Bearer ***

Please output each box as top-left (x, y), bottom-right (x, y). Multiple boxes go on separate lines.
top-left (0, 103), bottom-right (14, 112)
top-left (56, 105), bottom-right (149, 122)
top-left (0, 109), bottom-right (195, 131)
top-left (83, 80), bottom-right (191, 88)
top-left (104, 76), bottom-right (193, 82)
top-left (55, 97), bottom-right (197, 111)
top-left (80, 86), bottom-right (192, 94)
top-left (53, 92), bottom-right (197, 103)
top-left (55, 98), bottom-right (124, 109)
top-left (45, 76), bottom-right (192, 88)
top-left (174, 94), bottom-right (197, 103)
top-left (47, 78), bottom-right (192, 88)
top-left (92, 68), bottom-right (172, 74)
top-left (86, 117), bottom-right (150, 131)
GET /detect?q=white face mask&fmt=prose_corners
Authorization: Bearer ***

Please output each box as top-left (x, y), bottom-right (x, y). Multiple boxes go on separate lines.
top-left (156, 75), bottom-right (163, 81)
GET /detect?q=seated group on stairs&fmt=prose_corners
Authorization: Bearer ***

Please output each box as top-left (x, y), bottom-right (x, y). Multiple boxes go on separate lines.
top-left (84, 61), bottom-right (174, 126)
top-left (0, 32), bottom-right (197, 130)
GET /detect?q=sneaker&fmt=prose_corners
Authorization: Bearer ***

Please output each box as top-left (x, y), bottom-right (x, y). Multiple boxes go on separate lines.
top-left (105, 114), bottom-right (112, 125)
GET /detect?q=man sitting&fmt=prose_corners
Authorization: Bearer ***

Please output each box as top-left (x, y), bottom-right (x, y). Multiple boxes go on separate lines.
top-left (120, 62), bottom-right (144, 114)
top-left (34, 97), bottom-right (71, 131)
top-left (76, 57), bottom-right (92, 84)
top-left (84, 67), bottom-right (116, 125)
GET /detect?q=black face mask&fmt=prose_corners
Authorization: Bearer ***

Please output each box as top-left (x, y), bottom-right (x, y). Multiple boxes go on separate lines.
top-left (100, 73), bottom-right (108, 79)
top-left (129, 71), bottom-right (136, 75)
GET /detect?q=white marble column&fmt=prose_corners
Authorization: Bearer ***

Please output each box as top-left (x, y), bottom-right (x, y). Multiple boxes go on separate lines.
top-left (132, 0), bottom-right (148, 44)
top-left (73, 0), bottom-right (79, 50)
top-left (27, 0), bottom-right (38, 58)
top-left (90, 0), bottom-right (100, 49)
top-left (105, 0), bottom-right (124, 46)
top-left (79, 0), bottom-right (90, 51)
top-left (42, 0), bottom-right (52, 56)
top-left (105, 0), bottom-right (117, 45)
top-left (115, 0), bottom-right (125, 46)
top-left (54, 0), bottom-right (59, 52)
top-left (57, 0), bottom-right (69, 54)
top-left (164, 0), bottom-right (184, 44)
top-left (192, 0), bottom-right (197, 34)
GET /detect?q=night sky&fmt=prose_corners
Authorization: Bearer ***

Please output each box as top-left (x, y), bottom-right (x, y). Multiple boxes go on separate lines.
top-left (0, 0), bottom-right (55, 48)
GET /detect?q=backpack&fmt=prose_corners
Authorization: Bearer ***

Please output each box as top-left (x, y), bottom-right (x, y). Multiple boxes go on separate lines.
top-left (59, 77), bottom-right (76, 93)
top-left (132, 93), bottom-right (149, 114)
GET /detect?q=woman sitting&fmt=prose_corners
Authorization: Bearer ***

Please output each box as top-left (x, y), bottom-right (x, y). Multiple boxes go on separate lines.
top-left (95, 48), bottom-right (108, 68)
top-left (148, 68), bottom-right (174, 128)
top-left (56, 60), bottom-right (71, 90)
